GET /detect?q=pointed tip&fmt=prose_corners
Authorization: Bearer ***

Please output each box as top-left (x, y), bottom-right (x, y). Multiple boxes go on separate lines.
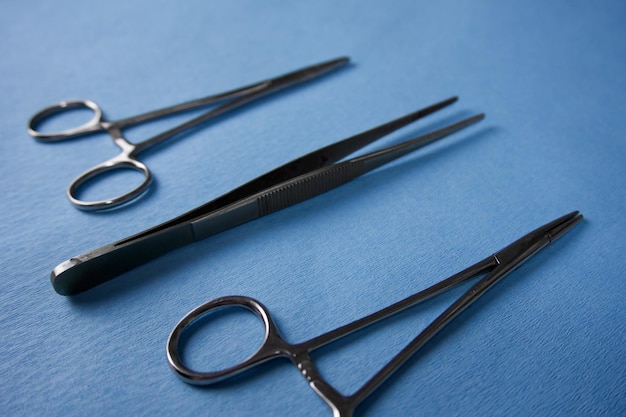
top-left (548, 211), bottom-right (583, 242)
top-left (311, 56), bottom-right (351, 75)
top-left (438, 96), bottom-right (459, 108)
top-left (457, 113), bottom-right (485, 127)
top-left (417, 96), bottom-right (460, 118)
top-left (326, 56), bottom-right (351, 66)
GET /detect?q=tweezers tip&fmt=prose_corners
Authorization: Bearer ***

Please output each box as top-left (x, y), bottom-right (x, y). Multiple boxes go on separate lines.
top-left (331, 56), bottom-right (351, 65)
top-left (465, 113), bottom-right (486, 124)
top-left (439, 96), bottom-right (459, 107)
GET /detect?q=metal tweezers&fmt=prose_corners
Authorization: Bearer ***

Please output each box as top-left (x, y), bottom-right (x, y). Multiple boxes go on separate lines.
top-left (51, 97), bottom-right (484, 295)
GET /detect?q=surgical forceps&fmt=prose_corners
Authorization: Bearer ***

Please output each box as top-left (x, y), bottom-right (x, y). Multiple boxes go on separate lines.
top-left (50, 96), bottom-right (484, 295)
top-left (167, 211), bottom-right (583, 417)
top-left (27, 57), bottom-right (349, 210)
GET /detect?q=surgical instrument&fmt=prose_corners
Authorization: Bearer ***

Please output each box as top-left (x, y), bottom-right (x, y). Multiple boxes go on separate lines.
top-left (27, 57), bottom-right (349, 210)
top-left (50, 97), bottom-right (484, 295)
top-left (167, 211), bottom-right (583, 417)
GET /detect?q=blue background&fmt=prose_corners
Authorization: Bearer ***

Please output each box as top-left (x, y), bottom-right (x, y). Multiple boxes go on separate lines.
top-left (1, 1), bottom-right (624, 416)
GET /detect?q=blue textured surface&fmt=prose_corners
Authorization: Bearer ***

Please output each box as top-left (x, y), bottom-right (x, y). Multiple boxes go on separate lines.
top-left (1, 1), bottom-right (625, 416)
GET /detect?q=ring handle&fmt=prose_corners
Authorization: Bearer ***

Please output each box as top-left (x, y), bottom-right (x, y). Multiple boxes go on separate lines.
top-left (67, 156), bottom-right (152, 211)
top-left (167, 296), bottom-right (285, 385)
top-left (28, 100), bottom-right (104, 141)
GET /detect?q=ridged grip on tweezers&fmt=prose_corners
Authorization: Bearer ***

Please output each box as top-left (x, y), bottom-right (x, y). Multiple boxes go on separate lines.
top-left (190, 161), bottom-right (367, 240)
top-left (257, 161), bottom-right (365, 216)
